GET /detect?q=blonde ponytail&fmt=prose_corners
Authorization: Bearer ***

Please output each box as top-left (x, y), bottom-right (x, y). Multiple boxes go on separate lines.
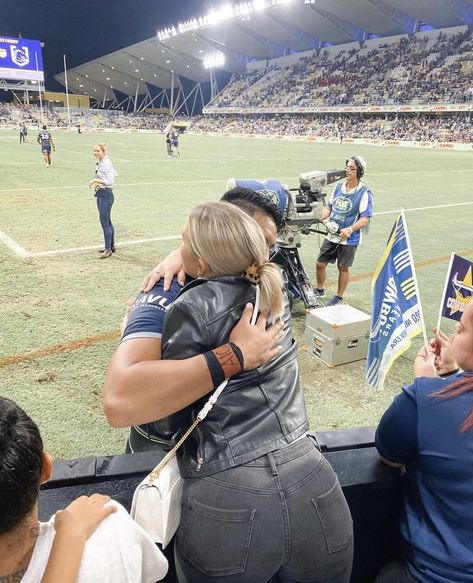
top-left (187, 202), bottom-right (284, 317)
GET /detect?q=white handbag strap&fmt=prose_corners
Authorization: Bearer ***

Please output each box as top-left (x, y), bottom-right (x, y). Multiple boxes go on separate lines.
top-left (147, 286), bottom-right (261, 483)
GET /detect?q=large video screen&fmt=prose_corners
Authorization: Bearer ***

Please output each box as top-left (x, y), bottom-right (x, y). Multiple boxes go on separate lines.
top-left (0, 36), bottom-right (44, 82)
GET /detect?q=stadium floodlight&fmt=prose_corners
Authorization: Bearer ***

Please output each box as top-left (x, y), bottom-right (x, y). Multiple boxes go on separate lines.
top-left (203, 52), bottom-right (226, 69)
top-left (157, 0), bottom-right (291, 40)
top-left (253, 0), bottom-right (268, 11)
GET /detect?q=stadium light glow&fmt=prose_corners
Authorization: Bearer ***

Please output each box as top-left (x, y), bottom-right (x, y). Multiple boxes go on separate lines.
top-left (157, 0), bottom-right (292, 40)
top-left (203, 52), bottom-right (225, 69)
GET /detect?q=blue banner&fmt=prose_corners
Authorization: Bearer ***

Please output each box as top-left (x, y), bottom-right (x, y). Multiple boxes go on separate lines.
top-left (365, 213), bottom-right (423, 389)
top-left (0, 36), bottom-right (44, 82)
top-left (439, 254), bottom-right (473, 322)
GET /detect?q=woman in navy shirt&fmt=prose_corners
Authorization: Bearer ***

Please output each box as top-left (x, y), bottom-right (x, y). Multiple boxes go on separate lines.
top-left (375, 303), bottom-right (473, 582)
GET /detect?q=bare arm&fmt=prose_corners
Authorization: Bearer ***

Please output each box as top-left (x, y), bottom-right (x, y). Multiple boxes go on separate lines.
top-left (103, 304), bottom-right (283, 427)
top-left (339, 216), bottom-right (370, 240)
top-left (41, 495), bottom-right (116, 583)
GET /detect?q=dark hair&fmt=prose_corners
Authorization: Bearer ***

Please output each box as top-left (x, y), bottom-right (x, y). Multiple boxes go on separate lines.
top-left (431, 377), bottom-right (473, 433)
top-left (221, 187), bottom-right (284, 230)
top-left (42, 125), bottom-right (47, 130)
top-left (0, 398), bottom-right (44, 534)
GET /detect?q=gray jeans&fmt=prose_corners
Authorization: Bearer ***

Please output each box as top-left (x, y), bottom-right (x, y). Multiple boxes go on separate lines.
top-left (175, 436), bottom-right (353, 583)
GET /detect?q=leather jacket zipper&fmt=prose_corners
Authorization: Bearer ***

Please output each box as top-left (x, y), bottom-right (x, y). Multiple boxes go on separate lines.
top-left (195, 424), bottom-right (205, 472)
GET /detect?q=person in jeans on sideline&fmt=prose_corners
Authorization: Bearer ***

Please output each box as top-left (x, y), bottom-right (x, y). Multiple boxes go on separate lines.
top-left (89, 143), bottom-right (117, 259)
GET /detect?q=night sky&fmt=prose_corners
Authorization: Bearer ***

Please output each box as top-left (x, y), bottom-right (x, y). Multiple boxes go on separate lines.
top-left (3, 0), bottom-right (215, 91)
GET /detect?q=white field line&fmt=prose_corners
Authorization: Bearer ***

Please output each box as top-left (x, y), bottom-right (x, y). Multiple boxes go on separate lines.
top-left (0, 178), bottom-right (228, 193)
top-left (374, 201), bottom-right (473, 216)
top-left (2, 200), bottom-right (473, 258)
top-left (0, 229), bottom-right (28, 257)
top-left (28, 236), bottom-right (181, 257)
top-left (1, 167), bottom-right (473, 194)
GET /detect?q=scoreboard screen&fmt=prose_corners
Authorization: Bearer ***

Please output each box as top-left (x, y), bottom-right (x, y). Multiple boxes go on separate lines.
top-left (0, 36), bottom-right (44, 82)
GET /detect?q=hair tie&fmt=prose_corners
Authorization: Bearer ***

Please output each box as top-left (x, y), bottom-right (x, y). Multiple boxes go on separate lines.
top-left (242, 263), bottom-right (261, 285)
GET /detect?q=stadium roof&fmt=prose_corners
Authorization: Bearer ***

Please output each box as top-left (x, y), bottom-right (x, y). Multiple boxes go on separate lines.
top-left (54, 0), bottom-right (472, 101)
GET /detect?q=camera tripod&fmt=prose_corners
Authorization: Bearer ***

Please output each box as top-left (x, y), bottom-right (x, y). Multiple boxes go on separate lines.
top-left (271, 246), bottom-right (325, 310)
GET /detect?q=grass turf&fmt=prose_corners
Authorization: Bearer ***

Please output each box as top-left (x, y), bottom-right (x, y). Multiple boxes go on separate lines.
top-left (1, 129), bottom-right (472, 459)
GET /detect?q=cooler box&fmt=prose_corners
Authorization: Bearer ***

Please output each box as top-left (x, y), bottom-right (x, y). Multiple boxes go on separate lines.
top-left (303, 304), bottom-right (371, 367)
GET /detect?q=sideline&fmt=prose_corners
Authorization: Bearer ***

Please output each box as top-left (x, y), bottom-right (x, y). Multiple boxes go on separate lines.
top-left (2, 248), bottom-right (473, 368)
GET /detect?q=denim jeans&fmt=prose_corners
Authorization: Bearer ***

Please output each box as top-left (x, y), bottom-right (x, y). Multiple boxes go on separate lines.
top-left (96, 188), bottom-right (115, 250)
top-left (175, 436), bottom-right (353, 583)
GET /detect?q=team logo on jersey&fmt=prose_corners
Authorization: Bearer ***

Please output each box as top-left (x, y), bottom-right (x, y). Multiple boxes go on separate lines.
top-left (333, 196), bottom-right (353, 213)
top-left (11, 46), bottom-right (29, 67)
top-left (0, 49), bottom-right (7, 59)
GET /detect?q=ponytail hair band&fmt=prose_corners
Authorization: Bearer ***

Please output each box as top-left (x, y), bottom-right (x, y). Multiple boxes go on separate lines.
top-left (242, 263), bottom-right (261, 285)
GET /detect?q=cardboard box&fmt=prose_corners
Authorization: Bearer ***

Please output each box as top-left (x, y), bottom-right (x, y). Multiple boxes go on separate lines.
top-left (303, 304), bottom-right (371, 367)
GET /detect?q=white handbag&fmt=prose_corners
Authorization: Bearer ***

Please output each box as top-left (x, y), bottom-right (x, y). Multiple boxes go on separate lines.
top-left (130, 288), bottom-right (259, 548)
top-left (130, 379), bottom-right (228, 548)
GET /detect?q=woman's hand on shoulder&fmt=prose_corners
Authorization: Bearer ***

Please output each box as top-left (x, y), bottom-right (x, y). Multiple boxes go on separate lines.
top-left (229, 304), bottom-right (284, 370)
top-left (140, 246), bottom-right (186, 292)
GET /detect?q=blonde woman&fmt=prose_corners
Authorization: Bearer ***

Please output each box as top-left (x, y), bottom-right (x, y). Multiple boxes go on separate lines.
top-left (89, 144), bottom-right (117, 259)
top-left (156, 201), bottom-right (353, 583)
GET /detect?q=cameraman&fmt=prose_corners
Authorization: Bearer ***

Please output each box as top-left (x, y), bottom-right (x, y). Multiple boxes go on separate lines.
top-left (316, 155), bottom-right (373, 306)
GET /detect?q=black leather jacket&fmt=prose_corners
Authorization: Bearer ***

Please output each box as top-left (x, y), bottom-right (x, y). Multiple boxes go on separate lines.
top-left (151, 275), bottom-right (308, 478)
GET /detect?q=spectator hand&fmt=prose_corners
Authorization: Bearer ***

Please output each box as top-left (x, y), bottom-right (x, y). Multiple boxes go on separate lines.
top-left (339, 228), bottom-right (352, 240)
top-left (430, 328), bottom-right (458, 375)
top-left (54, 494), bottom-right (117, 543)
top-left (140, 247), bottom-right (186, 292)
top-left (414, 344), bottom-right (436, 378)
top-left (229, 303), bottom-right (283, 370)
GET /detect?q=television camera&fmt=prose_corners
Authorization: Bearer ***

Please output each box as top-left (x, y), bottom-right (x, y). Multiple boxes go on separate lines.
top-left (228, 169), bottom-right (345, 310)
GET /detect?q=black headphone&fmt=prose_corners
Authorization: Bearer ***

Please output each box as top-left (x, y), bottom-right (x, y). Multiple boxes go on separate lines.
top-left (346, 156), bottom-right (364, 179)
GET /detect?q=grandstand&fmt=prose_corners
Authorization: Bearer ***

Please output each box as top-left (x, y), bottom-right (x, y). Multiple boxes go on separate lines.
top-left (0, 1), bottom-right (448, 150)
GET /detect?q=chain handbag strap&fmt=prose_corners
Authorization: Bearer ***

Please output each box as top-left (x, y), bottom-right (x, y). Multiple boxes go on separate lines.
top-left (146, 379), bottom-right (227, 484)
top-left (146, 284), bottom-right (261, 484)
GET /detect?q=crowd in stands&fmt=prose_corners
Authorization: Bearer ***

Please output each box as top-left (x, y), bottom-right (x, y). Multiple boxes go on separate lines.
top-left (0, 102), bottom-right (470, 143)
top-left (192, 113), bottom-right (472, 143)
top-left (211, 29), bottom-right (473, 108)
top-left (0, 103), bottom-right (182, 131)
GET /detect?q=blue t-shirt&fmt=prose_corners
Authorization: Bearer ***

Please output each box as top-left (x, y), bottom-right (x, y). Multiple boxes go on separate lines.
top-left (376, 373), bottom-right (473, 582)
top-left (122, 277), bottom-right (183, 341)
top-left (121, 277), bottom-right (184, 440)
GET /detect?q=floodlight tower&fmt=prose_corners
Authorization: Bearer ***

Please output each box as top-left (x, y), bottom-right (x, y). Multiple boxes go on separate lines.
top-left (203, 52), bottom-right (225, 100)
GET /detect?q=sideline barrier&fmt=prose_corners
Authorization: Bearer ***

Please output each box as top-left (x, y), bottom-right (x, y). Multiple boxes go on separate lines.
top-left (39, 427), bottom-right (402, 583)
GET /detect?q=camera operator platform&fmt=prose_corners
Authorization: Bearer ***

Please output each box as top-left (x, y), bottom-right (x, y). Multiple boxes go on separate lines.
top-left (316, 156), bottom-right (373, 306)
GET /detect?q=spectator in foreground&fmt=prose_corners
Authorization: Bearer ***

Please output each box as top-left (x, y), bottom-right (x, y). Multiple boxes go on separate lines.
top-left (0, 397), bottom-right (168, 583)
top-left (375, 304), bottom-right (473, 582)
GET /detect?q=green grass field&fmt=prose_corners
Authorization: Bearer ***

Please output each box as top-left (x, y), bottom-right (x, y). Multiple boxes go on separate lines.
top-left (1, 129), bottom-right (472, 459)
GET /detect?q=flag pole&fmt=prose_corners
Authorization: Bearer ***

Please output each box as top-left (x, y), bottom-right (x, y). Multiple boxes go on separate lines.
top-left (34, 51), bottom-right (44, 124)
top-left (401, 208), bottom-right (429, 346)
top-left (436, 252), bottom-right (455, 332)
top-left (63, 54), bottom-right (71, 130)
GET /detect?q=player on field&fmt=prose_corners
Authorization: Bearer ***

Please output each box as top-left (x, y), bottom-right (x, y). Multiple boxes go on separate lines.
top-left (37, 125), bottom-right (56, 167)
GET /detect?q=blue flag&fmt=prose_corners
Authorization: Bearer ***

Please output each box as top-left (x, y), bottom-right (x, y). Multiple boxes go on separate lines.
top-left (365, 213), bottom-right (423, 389)
top-left (439, 253), bottom-right (473, 322)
